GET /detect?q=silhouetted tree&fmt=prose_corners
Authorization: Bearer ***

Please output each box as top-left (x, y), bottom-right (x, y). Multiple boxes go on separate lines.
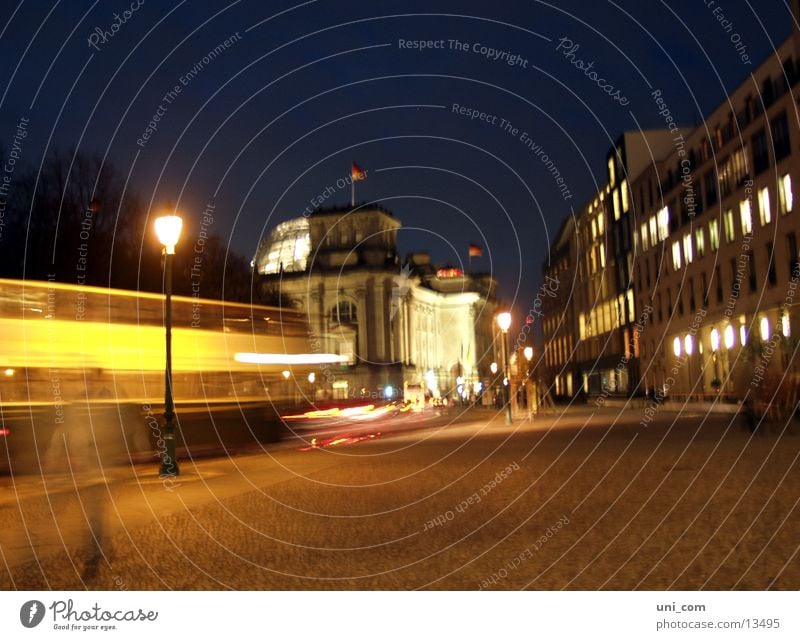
top-left (0, 147), bottom-right (254, 302)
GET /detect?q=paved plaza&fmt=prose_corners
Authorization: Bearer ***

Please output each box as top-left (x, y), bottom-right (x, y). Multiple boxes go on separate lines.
top-left (1, 405), bottom-right (798, 590)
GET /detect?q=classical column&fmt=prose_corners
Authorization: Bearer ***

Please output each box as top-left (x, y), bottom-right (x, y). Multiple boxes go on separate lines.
top-left (355, 286), bottom-right (367, 363)
top-left (372, 277), bottom-right (386, 362)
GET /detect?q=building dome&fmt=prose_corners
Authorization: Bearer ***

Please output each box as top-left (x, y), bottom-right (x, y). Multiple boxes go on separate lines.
top-left (254, 217), bottom-right (310, 275)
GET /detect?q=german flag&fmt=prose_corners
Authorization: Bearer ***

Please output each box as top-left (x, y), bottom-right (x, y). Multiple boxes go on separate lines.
top-left (468, 243), bottom-right (483, 258)
top-left (351, 162), bottom-right (367, 181)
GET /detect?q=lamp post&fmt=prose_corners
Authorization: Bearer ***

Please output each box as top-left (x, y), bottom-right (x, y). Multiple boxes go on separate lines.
top-left (497, 312), bottom-right (512, 424)
top-left (155, 214), bottom-right (183, 477)
top-left (710, 328), bottom-right (721, 393)
top-left (523, 346), bottom-right (534, 417)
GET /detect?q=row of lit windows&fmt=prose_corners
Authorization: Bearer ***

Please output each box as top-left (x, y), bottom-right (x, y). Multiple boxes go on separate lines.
top-left (640, 174), bottom-right (793, 262)
top-left (611, 179), bottom-right (630, 220)
top-left (586, 242), bottom-right (607, 275)
top-left (671, 313), bottom-right (790, 359)
top-left (545, 335), bottom-right (572, 368)
top-left (577, 290), bottom-right (635, 340)
top-left (586, 178), bottom-right (630, 239)
top-left (639, 206), bottom-right (670, 252)
top-left (590, 209), bottom-right (605, 241)
top-left (645, 230), bottom-right (800, 326)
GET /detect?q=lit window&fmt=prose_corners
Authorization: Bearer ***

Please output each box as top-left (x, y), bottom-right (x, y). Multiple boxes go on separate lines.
top-left (724, 209), bottom-right (735, 243)
top-left (649, 216), bottom-right (658, 246)
top-left (640, 223), bottom-right (650, 251)
top-left (710, 328), bottom-right (720, 351)
top-left (613, 189), bottom-right (621, 220)
top-left (597, 211), bottom-right (604, 234)
top-left (621, 179), bottom-right (630, 212)
top-left (758, 187), bottom-right (771, 226)
top-left (683, 233), bottom-right (693, 264)
top-left (740, 323), bottom-right (747, 346)
top-left (599, 244), bottom-right (606, 268)
top-left (591, 218), bottom-right (597, 240)
top-left (579, 313), bottom-right (586, 340)
top-left (672, 241), bottom-right (682, 270)
top-left (695, 228), bottom-right (705, 257)
top-left (657, 206), bottom-right (670, 241)
top-left (782, 313), bottom-right (791, 337)
top-left (724, 324), bottom-right (735, 349)
top-left (684, 334), bottom-right (694, 356)
top-left (739, 199), bottom-right (752, 234)
top-left (779, 174), bottom-right (793, 214)
top-left (331, 300), bottom-right (358, 324)
top-left (626, 289), bottom-right (634, 323)
top-left (673, 336), bottom-right (682, 357)
top-left (760, 316), bottom-right (770, 341)
top-left (709, 219), bottom-right (720, 251)
top-left (608, 157), bottom-right (616, 186)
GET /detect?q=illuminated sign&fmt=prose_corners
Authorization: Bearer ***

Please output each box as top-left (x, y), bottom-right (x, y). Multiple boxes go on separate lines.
top-left (436, 268), bottom-right (464, 278)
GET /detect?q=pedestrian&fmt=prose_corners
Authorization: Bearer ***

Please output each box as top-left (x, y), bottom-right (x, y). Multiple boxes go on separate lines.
top-left (742, 398), bottom-right (758, 434)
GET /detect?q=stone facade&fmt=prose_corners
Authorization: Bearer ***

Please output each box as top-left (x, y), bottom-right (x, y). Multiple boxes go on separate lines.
top-left (256, 206), bottom-right (498, 400)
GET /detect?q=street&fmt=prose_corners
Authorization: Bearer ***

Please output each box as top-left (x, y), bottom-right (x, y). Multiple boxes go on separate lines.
top-left (1, 404), bottom-right (798, 590)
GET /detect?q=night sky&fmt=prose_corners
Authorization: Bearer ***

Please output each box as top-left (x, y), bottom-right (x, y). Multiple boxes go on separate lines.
top-left (0, 0), bottom-right (793, 323)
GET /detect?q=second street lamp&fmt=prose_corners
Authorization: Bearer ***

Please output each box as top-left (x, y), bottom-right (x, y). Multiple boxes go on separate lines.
top-left (154, 213), bottom-right (183, 477)
top-left (497, 312), bottom-right (512, 424)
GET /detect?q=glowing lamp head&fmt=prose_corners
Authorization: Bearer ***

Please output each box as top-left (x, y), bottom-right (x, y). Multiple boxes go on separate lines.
top-left (490, 362), bottom-right (498, 374)
top-left (672, 336), bottom-right (682, 357)
top-left (524, 346), bottom-right (533, 361)
top-left (282, 370), bottom-right (291, 379)
top-left (497, 312), bottom-right (512, 333)
top-left (710, 328), bottom-right (720, 352)
top-left (155, 215), bottom-right (183, 254)
top-left (684, 334), bottom-right (694, 356)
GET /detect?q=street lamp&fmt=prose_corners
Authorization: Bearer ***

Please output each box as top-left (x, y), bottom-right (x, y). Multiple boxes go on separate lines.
top-left (155, 213), bottom-right (183, 477)
top-left (497, 312), bottom-right (512, 424)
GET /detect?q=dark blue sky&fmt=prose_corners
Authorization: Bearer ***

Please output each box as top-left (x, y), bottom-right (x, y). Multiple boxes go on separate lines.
top-left (0, 0), bottom-right (793, 320)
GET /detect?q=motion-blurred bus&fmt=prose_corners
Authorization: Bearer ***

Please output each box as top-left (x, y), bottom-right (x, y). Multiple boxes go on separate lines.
top-left (0, 279), bottom-right (343, 474)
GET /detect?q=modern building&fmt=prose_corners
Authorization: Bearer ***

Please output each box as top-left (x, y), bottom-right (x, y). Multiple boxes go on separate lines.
top-left (541, 216), bottom-right (577, 398)
top-left (542, 10), bottom-right (800, 406)
top-left (634, 25), bottom-right (800, 401)
top-left (255, 205), bottom-right (498, 401)
top-left (542, 130), bottom-right (679, 399)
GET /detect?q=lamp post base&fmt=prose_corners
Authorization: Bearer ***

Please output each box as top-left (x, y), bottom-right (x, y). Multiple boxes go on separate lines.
top-left (159, 432), bottom-right (179, 477)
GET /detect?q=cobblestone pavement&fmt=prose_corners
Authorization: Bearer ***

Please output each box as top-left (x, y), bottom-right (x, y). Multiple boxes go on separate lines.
top-left (1, 406), bottom-right (798, 590)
